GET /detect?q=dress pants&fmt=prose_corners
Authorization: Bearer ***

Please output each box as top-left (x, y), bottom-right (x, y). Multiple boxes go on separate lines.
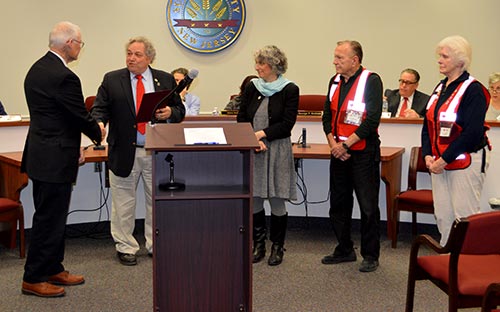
top-left (110, 147), bottom-right (153, 254)
top-left (23, 179), bottom-right (72, 283)
top-left (329, 147), bottom-right (381, 260)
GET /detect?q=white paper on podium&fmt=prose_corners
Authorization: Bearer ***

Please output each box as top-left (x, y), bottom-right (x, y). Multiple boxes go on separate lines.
top-left (184, 127), bottom-right (227, 145)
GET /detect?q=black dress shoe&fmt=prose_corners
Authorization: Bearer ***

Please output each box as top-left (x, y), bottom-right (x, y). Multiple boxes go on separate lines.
top-left (117, 252), bottom-right (137, 266)
top-left (321, 250), bottom-right (356, 264)
top-left (359, 259), bottom-right (379, 272)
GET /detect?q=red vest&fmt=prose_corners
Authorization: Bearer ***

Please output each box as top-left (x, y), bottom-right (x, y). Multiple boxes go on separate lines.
top-left (329, 69), bottom-right (371, 151)
top-left (425, 76), bottom-right (490, 170)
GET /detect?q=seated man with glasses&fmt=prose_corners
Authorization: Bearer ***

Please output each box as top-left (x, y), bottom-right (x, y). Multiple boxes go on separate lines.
top-left (384, 68), bottom-right (430, 118)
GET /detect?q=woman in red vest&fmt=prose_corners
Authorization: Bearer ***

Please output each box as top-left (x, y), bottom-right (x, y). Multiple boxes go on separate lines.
top-left (421, 35), bottom-right (490, 245)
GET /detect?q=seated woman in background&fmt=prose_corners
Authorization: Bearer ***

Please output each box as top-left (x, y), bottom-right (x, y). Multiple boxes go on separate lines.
top-left (486, 72), bottom-right (500, 121)
top-left (0, 100), bottom-right (7, 115)
top-left (171, 67), bottom-right (200, 115)
top-left (487, 73), bottom-right (500, 208)
top-left (224, 75), bottom-right (258, 111)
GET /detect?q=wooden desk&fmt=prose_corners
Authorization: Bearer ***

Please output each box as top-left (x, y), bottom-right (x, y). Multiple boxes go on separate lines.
top-left (0, 147), bottom-right (108, 202)
top-left (0, 152), bottom-right (27, 202)
top-left (1, 145), bottom-right (403, 239)
top-left (292, 144), bottom-right (404, 239)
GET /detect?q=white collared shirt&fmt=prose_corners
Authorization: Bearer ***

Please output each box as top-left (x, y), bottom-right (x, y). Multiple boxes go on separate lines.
top-left (130, 68), bottom-right (154, 106)
top-left (396, 93), bottom-right (414, 117)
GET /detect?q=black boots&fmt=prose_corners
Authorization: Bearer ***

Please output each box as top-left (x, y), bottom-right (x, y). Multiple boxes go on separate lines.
top-left (253, 211), bottom-right (288, 265)
top-left (252, 210), bottom-right (267, 263)
top-left (268, 213), bottom-right (287, 266)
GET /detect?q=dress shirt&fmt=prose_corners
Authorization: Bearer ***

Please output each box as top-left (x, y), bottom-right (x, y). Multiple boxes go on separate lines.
top-left (131, 68), bottom-right (154, 146)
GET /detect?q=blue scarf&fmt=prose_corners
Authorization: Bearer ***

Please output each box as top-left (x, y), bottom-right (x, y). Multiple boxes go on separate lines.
top-left (252, 75), bottom-right (292, 97)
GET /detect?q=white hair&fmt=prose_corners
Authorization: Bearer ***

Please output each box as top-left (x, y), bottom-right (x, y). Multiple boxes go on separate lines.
top-left (436, 35), bottom-right (472, 72)
top-left (49, 21), bottom-right (80, 49)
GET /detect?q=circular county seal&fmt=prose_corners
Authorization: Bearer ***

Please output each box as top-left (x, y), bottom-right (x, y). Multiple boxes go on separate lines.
top-left (166, 0), bottom-right (246, 54)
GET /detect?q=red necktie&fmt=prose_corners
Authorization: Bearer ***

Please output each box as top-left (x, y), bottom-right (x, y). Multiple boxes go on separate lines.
top-left (400, 97), bottom-right (408, 117)
top-left (136, 75), bottom-right (146, 134)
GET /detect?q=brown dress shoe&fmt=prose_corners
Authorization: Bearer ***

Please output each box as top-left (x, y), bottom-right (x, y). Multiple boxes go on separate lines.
top-left (48, 271), bottom-right (85, 286)
top-left (22, 281), bottom-right (65, 297)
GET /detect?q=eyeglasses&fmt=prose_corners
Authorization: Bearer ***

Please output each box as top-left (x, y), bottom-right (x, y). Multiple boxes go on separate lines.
top-left (399, 79), bottom-right (417, 85)
top-left (71, 39), bottom-right (85, 48)
top-left (490, 87), bottom-right (500, 94)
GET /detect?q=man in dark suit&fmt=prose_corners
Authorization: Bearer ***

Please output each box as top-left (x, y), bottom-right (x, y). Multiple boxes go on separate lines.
top-left (384, 68), bottom-right (430, 118)
top-left (91, 37), bottom-right (185, 266)
top-left (21, 21), bottom-right (102, 297)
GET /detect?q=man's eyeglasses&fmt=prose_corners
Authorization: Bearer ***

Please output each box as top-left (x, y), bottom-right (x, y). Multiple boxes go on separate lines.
top-left (399, 79), bottom-right (417, 85)
top-left (71, 39), bottom-right (85, 48)
top-left (490, 87), bottom-right (500, 94)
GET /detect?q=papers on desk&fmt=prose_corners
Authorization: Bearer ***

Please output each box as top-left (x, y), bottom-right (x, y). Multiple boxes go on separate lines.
top-left (0, 114), bottom-right (22, 122)
top-left (184, 127), bottom-right (227, 145)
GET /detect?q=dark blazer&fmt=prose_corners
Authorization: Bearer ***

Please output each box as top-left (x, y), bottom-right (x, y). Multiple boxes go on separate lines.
top-left (384, 89), bottom-right (430, 117)
top-left (91, 67), bottom-right (185, 177)
top-left (237, 81), bottom-right (299, 141)
top-left (21, 52), bottom-right (101, 183)
top-left (0, 100), bottom-right (6, 115)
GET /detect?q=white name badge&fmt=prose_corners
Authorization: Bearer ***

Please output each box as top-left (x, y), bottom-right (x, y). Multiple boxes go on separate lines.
top-left (439, 111), bottom-right (457, 122)
top-left (438, 111), bottom-right (456, 137)
top-left (344, 100), bottom-right (366, 126)
top-left (439, 125), bottom-right (452, 137)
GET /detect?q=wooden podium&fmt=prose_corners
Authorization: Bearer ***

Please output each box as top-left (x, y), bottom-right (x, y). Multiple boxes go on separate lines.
top-left (146, 122), bottom-right (259, 312)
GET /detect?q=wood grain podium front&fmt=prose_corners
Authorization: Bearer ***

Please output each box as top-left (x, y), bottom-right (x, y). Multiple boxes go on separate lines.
top-left (146, 122), bottom-right (259, 312)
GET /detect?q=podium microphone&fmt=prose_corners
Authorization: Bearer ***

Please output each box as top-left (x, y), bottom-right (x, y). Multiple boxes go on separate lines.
top-left (159, 153), bottom-right (185, 191)
top-left (150, 69), bottom-right (199, 125)
top-left (301, 128), bottom-right (309, 148)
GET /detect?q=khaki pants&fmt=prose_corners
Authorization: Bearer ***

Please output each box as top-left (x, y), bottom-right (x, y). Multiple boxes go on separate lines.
top-left (109, 147), bottom-right (153, 254)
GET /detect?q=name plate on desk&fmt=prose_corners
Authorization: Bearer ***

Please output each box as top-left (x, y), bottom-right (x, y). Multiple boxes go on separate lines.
top-left (298, 110), bottom-right (322, 116)
top-left (220, 110), bottom-right (238, 115)
top-left (381, 112), bottom-right (392, 118)
top-left (0, 115), bottom-right (22, 122)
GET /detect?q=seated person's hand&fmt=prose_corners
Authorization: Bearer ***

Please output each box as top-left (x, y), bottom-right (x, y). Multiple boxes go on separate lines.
top-left (401, 108), bottom-right (420, 118)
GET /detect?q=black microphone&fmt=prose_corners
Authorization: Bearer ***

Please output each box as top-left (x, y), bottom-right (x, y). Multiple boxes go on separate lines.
top-left (159, 153), bottom-right (185, 191)
top-left (93, 143), bottom-right (105, 150)
top-left (301, 127), bottom-right (309, 148)
top-left (150, 69), bottom-right (199, 124)
top-left (174, 69), bottom-right (199, 94)
top-left (92, 137), bottom-right (105, 150)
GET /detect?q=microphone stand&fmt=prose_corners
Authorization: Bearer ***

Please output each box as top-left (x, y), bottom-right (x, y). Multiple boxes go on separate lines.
top-left (159, 154), bottom-right (185, 191)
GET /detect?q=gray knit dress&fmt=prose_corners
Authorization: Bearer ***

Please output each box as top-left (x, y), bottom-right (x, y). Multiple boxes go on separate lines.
top-left (252, 97), bottom-right (297, 200)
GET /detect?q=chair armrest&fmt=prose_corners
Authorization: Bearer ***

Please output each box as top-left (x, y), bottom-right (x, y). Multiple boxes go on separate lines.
top-left (413, 234), bottom-right (446, 253)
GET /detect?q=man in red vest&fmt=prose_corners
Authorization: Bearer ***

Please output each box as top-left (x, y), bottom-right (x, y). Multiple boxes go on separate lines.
top-left (321, 40), bottom-right (383, 273)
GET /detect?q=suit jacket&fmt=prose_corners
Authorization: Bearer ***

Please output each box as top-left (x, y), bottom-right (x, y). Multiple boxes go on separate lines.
top-left (21, 52), bottom-right (102, 183)
top-left (384, 89), bottom-right (430, 117)
top-left (91, 67), bottom-right (185, 177)
top-left (0, 100), bottom-right (6, 115)
top-left (237, 82), bottom-right (299, 141)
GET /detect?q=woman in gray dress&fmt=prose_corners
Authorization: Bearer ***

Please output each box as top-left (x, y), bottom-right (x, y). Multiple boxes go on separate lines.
top-left (237, 45), bottom-right (299, 266)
